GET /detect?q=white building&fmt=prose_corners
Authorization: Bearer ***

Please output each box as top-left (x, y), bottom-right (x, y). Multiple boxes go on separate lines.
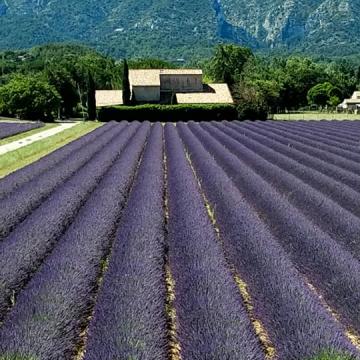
top-left (338, 91), bottom-right (360, 112)
top-left (96, 69), bottom-right (233, 106)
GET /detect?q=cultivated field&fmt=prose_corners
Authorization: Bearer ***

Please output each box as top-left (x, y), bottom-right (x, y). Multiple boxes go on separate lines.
top-left (0, 120), bottom-right (359, 360)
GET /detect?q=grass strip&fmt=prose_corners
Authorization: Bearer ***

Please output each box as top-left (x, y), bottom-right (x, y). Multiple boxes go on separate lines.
top-left (0, 123), bottom-right (57, 146)
top-left (0, 122), bottom-right (102, 178)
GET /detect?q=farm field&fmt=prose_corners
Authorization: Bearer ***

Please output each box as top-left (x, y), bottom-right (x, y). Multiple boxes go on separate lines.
top-left (0, 120), bottom-right (359, 360)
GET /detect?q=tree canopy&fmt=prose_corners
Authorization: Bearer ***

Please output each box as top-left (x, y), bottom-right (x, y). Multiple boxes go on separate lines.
top-left (0, 74), bottom-right (60, 120)
top-left (307, 82), bottom-right (342, 107)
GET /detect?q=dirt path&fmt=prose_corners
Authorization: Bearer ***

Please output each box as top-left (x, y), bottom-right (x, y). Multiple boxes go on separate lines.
top-left (0, 123), bottom-right (78, 155)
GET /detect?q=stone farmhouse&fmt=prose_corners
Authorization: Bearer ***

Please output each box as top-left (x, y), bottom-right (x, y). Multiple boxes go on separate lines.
top-left (96, 69), bottom-right (233, 106)
top-left (338, 91), bottom-right (360, 113)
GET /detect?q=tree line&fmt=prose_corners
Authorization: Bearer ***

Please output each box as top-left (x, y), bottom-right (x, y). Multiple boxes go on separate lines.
top-left (0, 43), bottom-right (359, 120)
top-left (0, 44), bottom-right (122, 120)
top-left (202, 44), bottom-right (360, 119)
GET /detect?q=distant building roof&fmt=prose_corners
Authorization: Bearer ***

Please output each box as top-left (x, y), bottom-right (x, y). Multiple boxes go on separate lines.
top-left (351, 91), bottom-right (360, 99)
top-left (96, 90), bottom-right (123, 107)
top-left (344, 98), bottom-right (360, 104)
top-left (338, 91), bottom-right (360, 108)
top-left (176, 84), bottom-right (233, 104)
top-left (129, 69), bottom-right (203, 87)
top-left (129, 70), bottom-right (161, 87)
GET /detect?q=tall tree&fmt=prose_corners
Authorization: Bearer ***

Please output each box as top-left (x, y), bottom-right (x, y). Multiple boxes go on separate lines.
top-left (0, 74), bottom-right (60, 121)
top-left (208, 44), bottom-right (253, 86)
top-left (87, 71), bottom-right (97, 120)
top-left (122, 59), bottom-right (131, 105)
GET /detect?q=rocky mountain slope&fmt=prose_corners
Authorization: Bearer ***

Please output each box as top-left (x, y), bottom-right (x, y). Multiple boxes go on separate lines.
top-left (0, 0), bottom-right (358, 59)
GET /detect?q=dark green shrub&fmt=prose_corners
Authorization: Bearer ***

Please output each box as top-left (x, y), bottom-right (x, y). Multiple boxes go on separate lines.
top-left (97, 104), bottom-right (237, 122)
top-left (237, 101), bottom-right (268, 120)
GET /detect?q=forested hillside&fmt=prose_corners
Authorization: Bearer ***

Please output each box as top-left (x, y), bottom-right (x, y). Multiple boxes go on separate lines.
top-left (0, 0), bottom-right (359, 59)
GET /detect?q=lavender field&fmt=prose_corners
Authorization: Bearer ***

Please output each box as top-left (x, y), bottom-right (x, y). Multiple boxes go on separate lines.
top-left (0, 120), bottom-right (359, 360)
top-left (0, 122), bottom-right (44, 140)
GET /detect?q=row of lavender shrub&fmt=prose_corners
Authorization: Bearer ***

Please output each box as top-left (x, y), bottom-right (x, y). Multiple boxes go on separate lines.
top-left (0, 123), bottom-right (150, 359)
top-left (164, 123), bottom-right (264, 360)
top-left (177, 123), bottom-right (358, 359)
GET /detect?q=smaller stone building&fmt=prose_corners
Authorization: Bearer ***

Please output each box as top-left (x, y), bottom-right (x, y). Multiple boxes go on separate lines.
top-left (96, 69), bottom-right (233, 106)
top-left (338, 91), bottom-right (360, 112)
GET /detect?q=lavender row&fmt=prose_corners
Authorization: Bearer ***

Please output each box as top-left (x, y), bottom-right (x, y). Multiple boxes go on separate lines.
top-left (164, 124), bottom-right (263, 360)
top-left (84, 124), bottom-right (168, 360)
top-left (177, 123), bottom-right (357, 360)
top-left (227, 121), bottom-right (360, 192)
top-left (268, 120), bottom-right (360, 147)
top-left (213, 123), bottom-right (360, 258)
top-left (0, 122), bottom-right (117, 199)
top-left (307, 119), bottom-right (360, 129)
top-left (0, 122), bottom-right (128, 239)
top-left (321, 121), bottom-right (360, 134)
top-left (239, 122), bottom-right (360, 169)
top-left (0, 122), bottom-right (150, 360)
top-left (0, 122), bottom-right (143, 321)
top-left (199, 122), bottom-right (360, 260)
top-left (210, 122), bottom-right (360, 218)
top-left (276, 120), bottom-right (360, 142)
top-left (272, 122), bottom-right (360, 152)
top-left (243, 121), bottom-right (360, 164)
top-left (0, 122), bottom-right (44, 140)
top-left (187, 122), bottom-right (360, 337)
top-left (267, 119), bottom-right (360, 144)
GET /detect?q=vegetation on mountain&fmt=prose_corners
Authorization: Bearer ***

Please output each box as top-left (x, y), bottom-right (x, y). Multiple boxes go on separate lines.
top-left (0, 0), bottom-right (359, 59)
top-left (128, 58), bottom-right (178, 70)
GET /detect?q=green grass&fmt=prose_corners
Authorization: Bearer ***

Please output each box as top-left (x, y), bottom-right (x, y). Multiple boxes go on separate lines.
top-left (0, 122), bottom-right (103, 178)
top-left (0, 123), bottom-right (58, 146)
top-left (273, 112), bottom-right (360, 121)
top-left (307, 350), bottom-right (356, 360)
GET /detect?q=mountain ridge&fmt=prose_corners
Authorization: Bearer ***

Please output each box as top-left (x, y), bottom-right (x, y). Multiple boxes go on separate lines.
top-left (0, 0), bottom-right (358, 59)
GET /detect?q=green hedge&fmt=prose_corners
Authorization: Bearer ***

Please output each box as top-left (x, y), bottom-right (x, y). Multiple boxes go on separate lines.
top-left (97, 104), bottom-right (238, 122)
